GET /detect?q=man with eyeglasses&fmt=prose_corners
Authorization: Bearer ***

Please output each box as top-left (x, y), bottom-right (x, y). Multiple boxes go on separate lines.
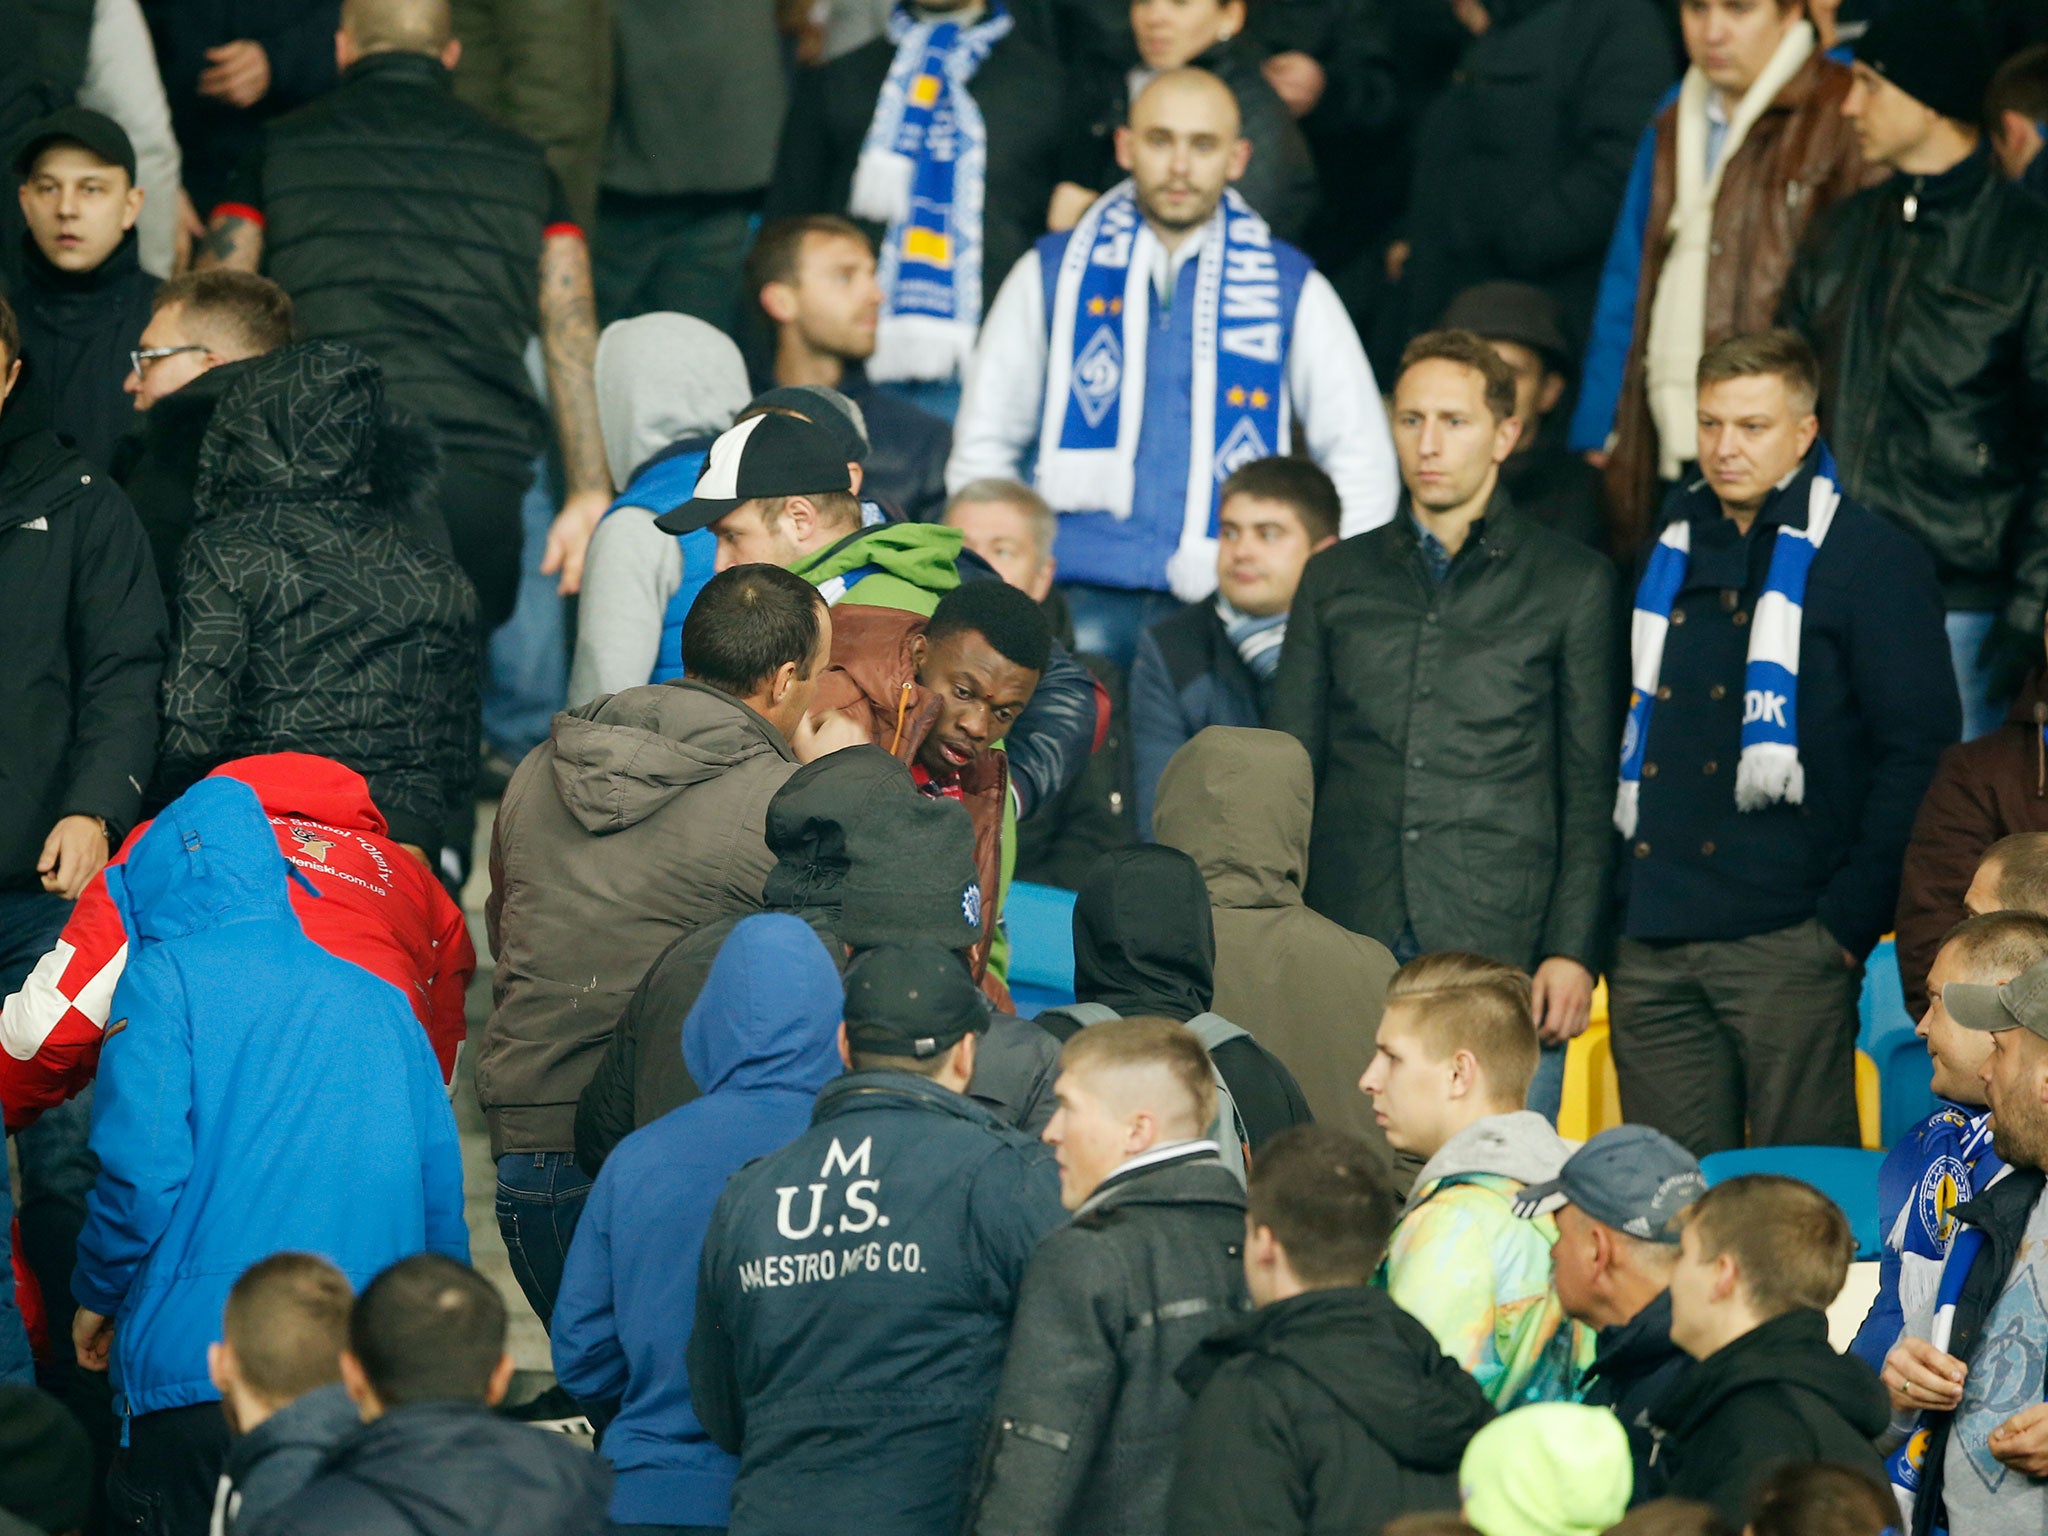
top-left (10, 108), bottom-right (158, 472)
top-left (114, 270), bottom-right (295, 602)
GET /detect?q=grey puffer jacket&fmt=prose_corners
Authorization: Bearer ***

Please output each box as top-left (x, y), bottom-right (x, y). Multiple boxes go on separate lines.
top-left (478, 681), bottom-right (800, 1156)
top-left (968, 1149), bottom-right (1250, 1536)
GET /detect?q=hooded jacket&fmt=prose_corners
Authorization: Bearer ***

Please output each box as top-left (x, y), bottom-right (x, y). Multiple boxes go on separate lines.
top-left (969, 1148), bottom-right (1250, 1536)
top-left (244, 1401), bottom-right (610, 1536)
top-left (1166, 1286), bottom-right (1497, 1536)
top-left (794, 520), bottom-right (965, 616)
top-left (689, 1070), bottom-right (1065, 1536)
top-left (0, 753), bottom-right (473, 1132)
top-left (71, 777), bottom-right (467, 1420)
top-left (1581, 1288), bottom-right (1689, 1494)
top-left (551, 915), bottom-right (843, 1528)
top-left (1894, 672), bottom-right (2048, 1017)
top-left (0, 385), bottom-right (164, 890)
top-left (1382, 1112), bottom-right (1592, 1409)
top-left (154, 342), bottom-right (481, 849)
top-left (1153, 727), bottom-right (1399, 1154)
top-left (215, 1383), bottom-right (362, 1535)
top-left (1043, 844), bottom-right (1314, 1152)
top-left (1643, 1307), bottom-right (1889, 1524)
top-left (480, 679), bottom-right (801, 1156)
top-left (10, 230), bottom-right (159, 472)
top-left (112, 355), bottom-right (260, 606)
top-left (571, 748), bottom-right (1059, 1174)
top-left (570, 315), bottom-right (754, 703)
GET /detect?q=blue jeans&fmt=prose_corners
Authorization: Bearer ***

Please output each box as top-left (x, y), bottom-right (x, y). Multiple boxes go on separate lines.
top-left (1060, 583), bottom-right (1186, 673)
top-left (495, 1152), bottom-right (592, 1330)
top-left (1526, 1042), bottom-right (1566, 1124)
top-left (0, 889), bottom-right (73, 1383)
top-left (1946, 609), bottom-right (2008, 744)
top-left (482, 456), bottom-right (569, 761)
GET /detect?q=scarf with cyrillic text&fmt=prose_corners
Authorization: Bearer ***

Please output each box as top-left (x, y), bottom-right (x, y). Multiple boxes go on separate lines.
top-left (849, 2), bottom-right (1012, 382)
top-left (1036, 180), bottom-right (1308, 602)
top-left (1615, 447), bottom-right (1842, 837)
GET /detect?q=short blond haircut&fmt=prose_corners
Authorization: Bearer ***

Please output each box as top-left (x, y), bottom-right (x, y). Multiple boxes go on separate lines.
top-left (1683, 1174), bottom-right (1852, 1320)
top-left (1060, 1017), bottom-right (1217, 1136)
top-left (1383, 952), bottom-right (1538, 1102)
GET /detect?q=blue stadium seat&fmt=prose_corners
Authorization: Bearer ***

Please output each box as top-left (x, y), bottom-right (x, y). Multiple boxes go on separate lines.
top-left (1858, 940), bottom-right (1936, 1145)
top-left (1700, 1146), bottom-right (1886, 1260)
top-left (1003, 881), bottom-right (1077, 1018)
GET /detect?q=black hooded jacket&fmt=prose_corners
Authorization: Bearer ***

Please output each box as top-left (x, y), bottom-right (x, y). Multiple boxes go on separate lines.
top-left (1040, 845), bottom-right (1313, 1151)
top-left (153, 341), bottom-right (480, 848)
top-left (573, 747), bottom-right (1061, 1173)
top-left (112, 356), bottom-right (260, 605)
top-left (1166, 1287), bottom-right (1496, 1536)
top-left (1642, 1307), bottom-right (1889, 1524)
top-left (0, 389), bottom-right (164, 888)
top-left (243, 1400), bottom-right (610, 1536)
top-left (1581, 1288), bottom-right (1689, 1494)
top-left (10, 231), bottom-right (158, 472)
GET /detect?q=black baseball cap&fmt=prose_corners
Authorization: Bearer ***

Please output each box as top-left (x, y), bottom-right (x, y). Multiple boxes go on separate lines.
top-left (842, 942), bottom-right (989, 1059)
top-left (13, 107), bottom-right (136, 182)
top-left (1513, 1125), bottom-right (1706, 1243)
top-left (653, 411), bottom-right (853, 535)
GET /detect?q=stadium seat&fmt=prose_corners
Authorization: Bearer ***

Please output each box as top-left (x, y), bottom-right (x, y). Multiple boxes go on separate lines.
top-left (1699, 1146), bottom-right (1887, 1260)
top-left (1003, 880), bottom-right (1076, 1018)
top-left (1859, 938), bottom-right (1936, 1144)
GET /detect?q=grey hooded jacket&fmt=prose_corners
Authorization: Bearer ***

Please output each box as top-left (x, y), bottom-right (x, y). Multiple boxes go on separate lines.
top-left (478, 680), bottom-right (800, 1155)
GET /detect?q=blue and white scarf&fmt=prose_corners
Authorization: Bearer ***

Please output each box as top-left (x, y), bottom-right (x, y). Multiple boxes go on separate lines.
top-left (1036, 180), bottom-right (1307, 603)
top-left (1615, 447), bottom-right (1844, 837)
top-left (1217, 596), bottom-right (1287, 680)
top-left (850, 2), bottom-right (1012, 383)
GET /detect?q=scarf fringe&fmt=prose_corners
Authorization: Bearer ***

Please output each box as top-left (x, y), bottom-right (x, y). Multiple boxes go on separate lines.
top-left (1735, 742), bottom-right (1804, 812)
top-left (850, 149), bottom-right (915, 225)
top-left (870, 312), bottom-right (978, 383)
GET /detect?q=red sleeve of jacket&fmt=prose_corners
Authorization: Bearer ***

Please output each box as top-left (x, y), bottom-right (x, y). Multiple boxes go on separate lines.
top-left (1895, 743), bottom-right (2002, 1019)
top-left (0, 859), bottom-right (134, 1131)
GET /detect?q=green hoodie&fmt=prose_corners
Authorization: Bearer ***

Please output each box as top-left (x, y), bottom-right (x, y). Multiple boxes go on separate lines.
top-left (792, 522), bottom-right (964, 616)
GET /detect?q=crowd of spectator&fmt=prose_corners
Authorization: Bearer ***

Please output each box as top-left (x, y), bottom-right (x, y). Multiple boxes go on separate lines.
top-left (5, 0), bottom-right (2048, 1532)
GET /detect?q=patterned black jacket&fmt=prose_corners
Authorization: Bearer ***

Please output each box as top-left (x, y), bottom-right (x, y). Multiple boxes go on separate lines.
top-left (155, 342), bottom-right (479, 849)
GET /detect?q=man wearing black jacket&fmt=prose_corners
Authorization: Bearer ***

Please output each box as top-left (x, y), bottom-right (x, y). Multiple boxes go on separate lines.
top-left (1166, 1125), bottom-right (1494, 1536)
top-left (1780, 0), bottom-right (2048, 742)
top-left (0, 290), bottom-right (166, 1384)
top-left (11, 108), bottom-right (157, 471)
top-left (970, 1018), bottom-right (1250, 1536)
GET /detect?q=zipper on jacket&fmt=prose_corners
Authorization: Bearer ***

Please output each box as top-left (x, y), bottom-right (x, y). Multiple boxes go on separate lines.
top-left (1903, 174), bottom-right (1924, 222)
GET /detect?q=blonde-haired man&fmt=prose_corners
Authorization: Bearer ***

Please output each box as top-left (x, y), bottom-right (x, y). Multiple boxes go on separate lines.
top-left (971, 1019), bottom-right (1247, 1536)
top-left (1360, 953), bottom-right (1592, 1407)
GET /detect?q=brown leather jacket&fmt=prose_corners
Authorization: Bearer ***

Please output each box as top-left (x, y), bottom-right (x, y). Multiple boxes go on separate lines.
top-left (1603, 51), bottom-right (1877, 552)
top-left (811, 602), bottom-right (1011, 1001)
top-left (1894, 674), bottom-right (2048, 1018)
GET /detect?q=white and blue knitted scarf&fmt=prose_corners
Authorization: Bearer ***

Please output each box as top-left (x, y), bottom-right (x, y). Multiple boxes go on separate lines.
top-left (849, 2), bottom-right (1012, 383)
top-left (1615, 447), bottom-right (1843, 837)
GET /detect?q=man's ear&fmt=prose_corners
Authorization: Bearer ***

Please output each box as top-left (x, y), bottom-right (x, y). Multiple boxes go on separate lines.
top-left (1, 356), bottom-right (22, 409)
top-left (1127, 1106), bottom-right (1159, 1155)
top-left (123, 183), bottom-right (144, 231)
top-left (1311, 534), bottom-right (1338, 554)
top-left (838, 1020), bottom-right (854, 1069)
top-left (909, 632), bottom-right (928, 672)
top-left (1246, 1220), bottom-right (1279, 1269)
top-left (1226, 136), bottom-right (1253, 183)
top-left (1113, 125), bottom-right (1134, 174)
top-left (334, 30), bottom-right (353, 72)
top-left (207, 1340), bottom-right (232, 1395)
top-left (1795, 412), bottom-right (1820, 460)
top-left (785, 495), bottom-right (819, 546)
top-left (1711, 1252), bottom-right (1741, 1304)
top-left (441, 38), bottom-right (462, 71)
top-left (1446, 1047), bottom-right (1480, 1101)
top-left (1493, 413), bottom-right (1524, 463)
top-left (768, 657), bottom-right (801, 707)
top-left (1538, 372), bottom-right (1567, 416)
top-left (484, 1351), bottom-right (516, 1408)
top-left (761, 280), bottom-right (800, 327)
top-left (953, 1029), bottom-right (979, 1082)
top-left (338, 1350), bottom-right (379, 1421)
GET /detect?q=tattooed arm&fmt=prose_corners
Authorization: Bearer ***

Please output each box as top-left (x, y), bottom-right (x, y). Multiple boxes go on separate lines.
top-left (538, 230), bottom-right (613, 596)
top-left (194, 212), bottom-right (263, 272)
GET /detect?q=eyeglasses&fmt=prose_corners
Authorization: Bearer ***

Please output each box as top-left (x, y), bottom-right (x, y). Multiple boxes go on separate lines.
top-left (130, 345), bottom-right (209, 381)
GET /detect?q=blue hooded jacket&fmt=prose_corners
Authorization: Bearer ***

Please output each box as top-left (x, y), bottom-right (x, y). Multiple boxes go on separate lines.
top-left (71, 777), bottom-right (467, 1420)
top-left (550, 914), bottom-right (845, 1527)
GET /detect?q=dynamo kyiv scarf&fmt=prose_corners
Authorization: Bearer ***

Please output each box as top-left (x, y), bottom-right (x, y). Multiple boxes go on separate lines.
top-left (1615, 446), bottom-right (1844, 838)
top-left (849, 2), bottom-right (1012, 383)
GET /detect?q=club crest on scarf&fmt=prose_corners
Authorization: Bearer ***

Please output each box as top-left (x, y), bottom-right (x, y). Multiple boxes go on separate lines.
top-left (850, 2), bottom-right (1013, 383)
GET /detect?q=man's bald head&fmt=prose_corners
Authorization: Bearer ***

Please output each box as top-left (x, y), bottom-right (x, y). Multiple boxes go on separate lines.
top-left (340, 0), bottom-right (453, 57)
top-left (1116, 68), bottom-right (1251, 238)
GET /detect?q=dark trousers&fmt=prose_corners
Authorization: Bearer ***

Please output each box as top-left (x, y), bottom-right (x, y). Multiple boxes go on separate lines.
top-left (106, 1402), bottom-right (231, 1536)
top-left (593, 189), bottom-right (759, 334)
top-left (495, 1151), bottom-right (593, 1328)
top-left (1609, 917), bottom-right (1862, 1157)
top-left (610, 1527), bottom-right (726, 1535)
top-left (440, 452), bottom-right (533, 632)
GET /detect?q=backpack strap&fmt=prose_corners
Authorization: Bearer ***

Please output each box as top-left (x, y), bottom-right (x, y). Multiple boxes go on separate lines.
top-left (1183, 1014), bottom-right (1251, 1188)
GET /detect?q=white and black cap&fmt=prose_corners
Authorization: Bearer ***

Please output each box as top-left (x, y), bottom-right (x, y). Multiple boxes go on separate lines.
top-left (654, 412), bottom-right (853, 535)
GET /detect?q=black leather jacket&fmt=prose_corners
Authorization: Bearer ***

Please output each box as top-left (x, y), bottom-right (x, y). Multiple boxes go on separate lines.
top-left (1781, 146), bottom-right (2048, 625)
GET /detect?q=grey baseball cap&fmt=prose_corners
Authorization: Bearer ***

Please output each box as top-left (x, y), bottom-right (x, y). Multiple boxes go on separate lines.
top-left (1946, 956), bottom-right (2048, 1040)
top-left (1512, 1125), bottom-right (1707, 1243)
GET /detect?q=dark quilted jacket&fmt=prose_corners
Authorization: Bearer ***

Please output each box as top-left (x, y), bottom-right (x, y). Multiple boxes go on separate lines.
top-left (154, 341), bottom-right (479, 848)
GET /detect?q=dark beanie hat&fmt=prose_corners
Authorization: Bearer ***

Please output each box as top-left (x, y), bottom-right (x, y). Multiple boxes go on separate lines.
top-left (763, 746), bottom-right (983, 953)
top-left (0, 1386), bottom-right (93, 1534)
top-left (1855, 0), bottom-right (1997, 125)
